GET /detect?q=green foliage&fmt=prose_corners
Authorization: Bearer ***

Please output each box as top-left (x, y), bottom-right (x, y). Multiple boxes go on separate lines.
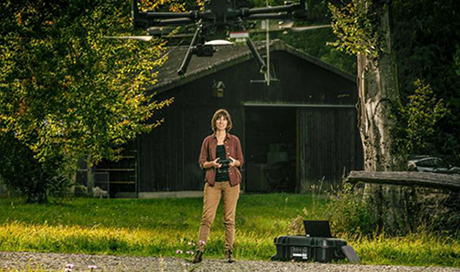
top-left (328, 0), bottom-right (381, 57)
top-left (279, 28), bottom-right (357, 75)
top-left (0, 132), bottom-right (71, 203)
top-left (326, 183), bottom-right (375, 236)
top-left (0, 0), bottom-right (174, 202)
top-left (394, 79), bottom-right (450, 156)
top-left (0, 0), bottom-right (173, 165)
top-left (392, 0), bottom-right (460, 161)
top-left (455, 45), bottom-right (460, 76)
top-left (403, 80), bottom-right (450, 154)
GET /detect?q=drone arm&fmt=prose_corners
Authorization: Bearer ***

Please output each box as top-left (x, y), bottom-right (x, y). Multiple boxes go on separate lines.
top-left (246, 4), bottom-right (296, 15)
top-left (155, 18), bottom-right (194, 26)
top-left (132, 0), bottom-right (201, 28)
top-left (178, 26), bottom-right (201, 76)
top-left (144, 11), bottom-right (198, 19)
top-left (247, 13), bottom-right (290, 20)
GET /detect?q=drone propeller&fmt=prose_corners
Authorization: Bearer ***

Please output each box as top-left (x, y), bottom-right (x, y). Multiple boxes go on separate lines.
top-left (251, 20), bottom-right (330, 34)
top-left (278, 20), bottom-right (295, 30)
top-left (290, 24), bottom-right (331, 32)
top-left (204, 40), bottom-right (234, 46)
top-left (103, 35), bottom-right (153, 41)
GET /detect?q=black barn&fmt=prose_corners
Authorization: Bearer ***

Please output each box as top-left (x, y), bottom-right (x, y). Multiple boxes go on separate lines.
top-left (94, 40), bottom-right (363, 197)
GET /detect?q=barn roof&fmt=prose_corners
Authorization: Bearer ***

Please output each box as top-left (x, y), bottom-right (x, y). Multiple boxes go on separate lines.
top-left (151, 39), bottom-right (355, 93)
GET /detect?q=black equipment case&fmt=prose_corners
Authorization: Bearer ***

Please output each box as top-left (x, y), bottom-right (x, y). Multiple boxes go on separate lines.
top-left (271, 236), bottom-right (347, 262)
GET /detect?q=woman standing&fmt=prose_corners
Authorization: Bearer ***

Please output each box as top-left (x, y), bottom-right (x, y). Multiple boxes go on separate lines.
top-left (193, 109), bottom-right (244, 263)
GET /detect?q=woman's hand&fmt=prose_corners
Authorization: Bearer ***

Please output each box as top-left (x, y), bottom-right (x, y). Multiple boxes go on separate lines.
top-left (207, 158), bottom-right (222, 169)
top-left (229, 157), bottom-right (240, 168)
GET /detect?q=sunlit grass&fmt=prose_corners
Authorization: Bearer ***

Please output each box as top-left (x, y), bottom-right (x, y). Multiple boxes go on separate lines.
top-left (342, 232), bottom-right (460, 267)
top-left (0, 194), bottom-right (459, 267)
top-left (0, 194), bottom-right (313, 258)
top-left (0, 268), bottom-right (47, 272)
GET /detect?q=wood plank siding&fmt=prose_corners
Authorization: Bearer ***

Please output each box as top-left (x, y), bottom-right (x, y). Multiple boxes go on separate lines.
top-left (299, 107), bottom-right (362, 191)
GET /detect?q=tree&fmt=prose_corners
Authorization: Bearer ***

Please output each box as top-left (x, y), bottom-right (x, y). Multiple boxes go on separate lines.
top-left (0, 132), bottom-right (68, 203)
top-left (0, 0), bottom-right (173, 202)
top-left (396, 80), bottom-right (450, 156)
top-left (329, 0), bottom-right (459, 234)
top-left (329, 0), bottom-right (416, 233)
top-left (330, 0), bottom-right (403, 170)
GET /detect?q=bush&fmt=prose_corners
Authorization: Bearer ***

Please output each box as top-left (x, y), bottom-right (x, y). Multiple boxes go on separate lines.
top-left (326, 183), bottom-right (377, 236)
top-left (0, 132), bottom-right (74, 203)
top-left (325, 183), bottom-right (460, 237)
top-left (416, 189), bottom-right (460, 235)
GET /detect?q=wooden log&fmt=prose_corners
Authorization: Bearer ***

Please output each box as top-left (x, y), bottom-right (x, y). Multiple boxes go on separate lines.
top-left (346, 171), bottom-right (460, 191)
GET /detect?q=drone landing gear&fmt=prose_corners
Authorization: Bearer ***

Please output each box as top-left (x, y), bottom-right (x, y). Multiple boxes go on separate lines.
top-left (178, 26), bottom-right (201, 76)
top-left (246, 38), bottom-right (267, 74)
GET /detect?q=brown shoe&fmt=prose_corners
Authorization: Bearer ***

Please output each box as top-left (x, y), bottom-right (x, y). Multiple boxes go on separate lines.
top-left (225, 250), bottom-right (235, 263)
top-left (192, 250), bottom-right (203, 263)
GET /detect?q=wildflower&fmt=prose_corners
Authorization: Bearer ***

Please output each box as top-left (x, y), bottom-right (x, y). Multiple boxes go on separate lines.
top-left (176, 249), bottom-right (183, 254)
top-left (186, 250), bottom-right (194, 255)
top-left (64, 263), bottom-right (74, 272)
top-left (88, 265), bottom-right (98, 271)
top-left (199, 240), bottom-right (206, 246)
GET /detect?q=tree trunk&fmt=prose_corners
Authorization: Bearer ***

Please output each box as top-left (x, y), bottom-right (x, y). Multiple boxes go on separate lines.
top-left (347, 171), bottom-right (460, 191)
top-left (356, 2), bottom-right (416, 234)
top-left (357, 4), bottom-right (402, 172)
top-left (86, 155), bottom-right (94, 196)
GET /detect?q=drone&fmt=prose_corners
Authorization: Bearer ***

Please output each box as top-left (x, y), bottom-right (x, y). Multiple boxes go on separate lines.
top-left (125, 0), bottom-right (325, 76)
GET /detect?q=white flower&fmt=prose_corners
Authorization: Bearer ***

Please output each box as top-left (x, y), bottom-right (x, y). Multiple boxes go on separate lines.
top-left (176, 249), bottom-right (183, 254)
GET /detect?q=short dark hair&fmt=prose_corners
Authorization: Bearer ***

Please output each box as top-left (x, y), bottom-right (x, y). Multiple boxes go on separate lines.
top-left (211, 109), bottom-right (233, 132)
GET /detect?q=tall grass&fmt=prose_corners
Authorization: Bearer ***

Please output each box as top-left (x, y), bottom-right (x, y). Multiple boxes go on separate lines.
top-left (0, 194), bottom-right (318, 258)
top-left (0, 194), bottom-right (459, 267)
top-left (345, 232), bottom-right (460, 267)
top-left (0, 269), bottom-right (46, 272)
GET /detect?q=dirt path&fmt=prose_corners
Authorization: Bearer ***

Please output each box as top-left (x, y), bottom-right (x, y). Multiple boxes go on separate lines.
top-left (1, 251), bottom-right (459, 272)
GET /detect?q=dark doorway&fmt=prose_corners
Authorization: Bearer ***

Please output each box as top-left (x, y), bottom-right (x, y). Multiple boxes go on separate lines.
top-left (244, 106), bottom-right (297, 192)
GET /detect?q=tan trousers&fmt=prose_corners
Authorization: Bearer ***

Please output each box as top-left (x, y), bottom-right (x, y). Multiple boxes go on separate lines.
top-left (197, 181), bottom-right (240, 251)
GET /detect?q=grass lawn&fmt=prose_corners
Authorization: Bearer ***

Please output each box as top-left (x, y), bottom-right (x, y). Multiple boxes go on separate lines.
top-left (0, 194), bottom-right (459, 268)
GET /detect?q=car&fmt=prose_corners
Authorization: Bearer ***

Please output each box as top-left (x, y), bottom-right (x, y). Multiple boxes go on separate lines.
top-left (407, 157), bottom-right (460, 174)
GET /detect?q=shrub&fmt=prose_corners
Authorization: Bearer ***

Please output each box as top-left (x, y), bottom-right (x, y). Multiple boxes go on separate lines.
top-left (0, 132), bottom-right (74, 203)
top-left (326, 183), bottom-right (376, 236)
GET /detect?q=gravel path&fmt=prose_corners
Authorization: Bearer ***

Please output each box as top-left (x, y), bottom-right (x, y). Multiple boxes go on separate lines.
top-left (0, 251), bottom-right (459, 272)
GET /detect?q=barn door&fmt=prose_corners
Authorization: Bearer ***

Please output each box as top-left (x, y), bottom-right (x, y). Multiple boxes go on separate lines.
top-left (298, 107), bottom-right (361, 193)
top-left (244, 106), bottom-right (297, 192)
